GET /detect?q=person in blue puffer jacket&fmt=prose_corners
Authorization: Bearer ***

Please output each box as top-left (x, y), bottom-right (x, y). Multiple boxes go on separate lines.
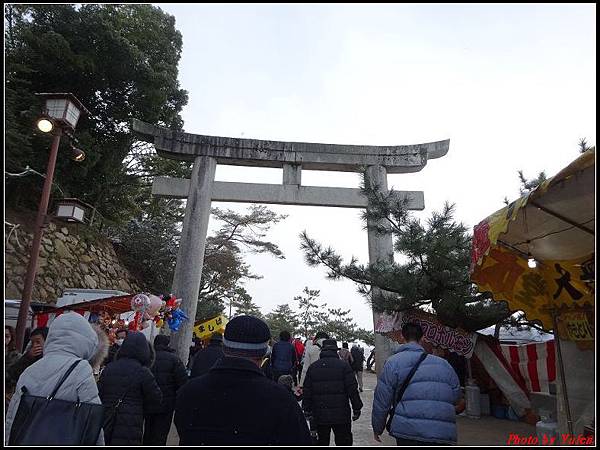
top-left (371, 322), bottom-right (460, 445)
top-left (270, 330), bottom-right (298, 382)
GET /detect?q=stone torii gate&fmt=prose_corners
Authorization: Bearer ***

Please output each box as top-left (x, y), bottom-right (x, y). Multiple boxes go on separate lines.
top-left (133, 119), bottom-right (449, 371)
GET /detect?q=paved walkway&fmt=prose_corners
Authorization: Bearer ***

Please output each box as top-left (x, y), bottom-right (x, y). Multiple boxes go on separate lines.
top-left (167, 371), bottom-right (536, 446)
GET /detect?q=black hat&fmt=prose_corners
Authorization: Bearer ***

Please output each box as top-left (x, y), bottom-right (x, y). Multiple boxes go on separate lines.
top-left (223, 315), bottom-right (271, 358)
top-left (322, 339), bottom-right (339, 351)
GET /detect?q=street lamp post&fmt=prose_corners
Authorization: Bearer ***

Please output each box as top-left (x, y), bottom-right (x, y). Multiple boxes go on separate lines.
top-left (14, 93), bottom-right (90, 351)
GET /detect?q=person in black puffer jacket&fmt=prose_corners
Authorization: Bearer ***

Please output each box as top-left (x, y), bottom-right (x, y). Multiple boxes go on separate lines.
top-left (350, 344), bottom-right (365, 392)
top-left (302, 339), bottom-right (363, 446)
top-left (175, 315), bottom-right (311, 446)
top-left (99, 332), bottom-right (162, 445)
top-left (143, 334), bottom-right (189, 445)
top-left (190, 333), bottom-right (224, 378)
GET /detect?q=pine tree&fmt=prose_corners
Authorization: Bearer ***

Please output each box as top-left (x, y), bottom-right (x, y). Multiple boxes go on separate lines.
top-left (230, 288), bottom-right (263, 318)
top-left (265, 305), bottom-right (300, 340)
top-left (321, 307), bottom-right (358, 343)
top-left (300, 171), bottom-right (512, 332)
top-left (295, 287), bottom-right (329, 339)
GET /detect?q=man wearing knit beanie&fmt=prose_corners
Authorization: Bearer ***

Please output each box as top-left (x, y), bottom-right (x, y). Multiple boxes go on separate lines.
top-left (174, 315), bottom-right (311, 446)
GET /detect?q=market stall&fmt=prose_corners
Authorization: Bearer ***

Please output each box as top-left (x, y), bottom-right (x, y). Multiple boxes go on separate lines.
top-left (470, 148), bottom-right (595, 435)
top-left (32, 292), bottom-right (190, 345)
top-left (375, 309), bottom-right (550, 424)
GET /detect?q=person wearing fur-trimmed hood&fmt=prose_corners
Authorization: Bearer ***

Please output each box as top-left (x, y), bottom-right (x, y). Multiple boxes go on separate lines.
top-left (5, 312), bottom-right (109, 445)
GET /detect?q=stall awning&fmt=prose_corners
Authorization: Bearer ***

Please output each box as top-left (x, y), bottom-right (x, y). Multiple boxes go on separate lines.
top-left (35, 294), bottom-right (135, 316)
top-left (470, 148), bottom-right (595, 329)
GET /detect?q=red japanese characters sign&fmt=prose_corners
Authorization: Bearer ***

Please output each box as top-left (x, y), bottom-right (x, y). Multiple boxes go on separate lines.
top-left (375, 310), bottom-right (478, 357)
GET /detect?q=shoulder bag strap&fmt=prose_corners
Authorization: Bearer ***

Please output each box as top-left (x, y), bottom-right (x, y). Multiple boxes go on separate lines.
top-left (114, 368), bottom-right (142, 408)
top-left (48, 359), bottom-right (83, 400)
top-left (391, 352), bottom-right (428, 409)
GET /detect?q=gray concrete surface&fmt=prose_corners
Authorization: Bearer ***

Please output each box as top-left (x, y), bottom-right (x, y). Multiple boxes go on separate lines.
top-left (152, 177), bottom-right (425, 210)
top-left (166, 371), bottom-right (536, 446)
top-left (132, 118), bottom-right (449, 172)
top-left (168, 155), bottom-right (216, 367)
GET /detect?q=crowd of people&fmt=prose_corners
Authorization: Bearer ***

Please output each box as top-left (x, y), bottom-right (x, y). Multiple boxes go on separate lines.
top-left (5, 315), bottom-right (462, 446)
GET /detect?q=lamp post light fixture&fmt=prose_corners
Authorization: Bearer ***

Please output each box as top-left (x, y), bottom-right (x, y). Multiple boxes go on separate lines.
top-left (15, 93), bottom-right (90, 351)
top-left (36, 117), bottom-right (54, 133)
top-left (55, 198), bottom-right (89, 223)
top-left (36, 92), bottom-right (88, 132)
top-left (71, 146), bottom-right (86, 162)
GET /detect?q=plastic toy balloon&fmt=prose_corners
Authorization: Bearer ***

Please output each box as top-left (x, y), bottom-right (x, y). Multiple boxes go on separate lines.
top-left (147, 294), bottom-right (164, 317)
top-left (131, 294), bottom-right (150, 312)
top-left (165, 297), bottom-right (177, 308)
top-left (167, 309), bottom-right (189, 332)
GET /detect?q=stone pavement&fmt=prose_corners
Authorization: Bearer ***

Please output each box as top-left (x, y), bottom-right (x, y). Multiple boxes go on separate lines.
top-left (166, 370), bottom-right (536, 446)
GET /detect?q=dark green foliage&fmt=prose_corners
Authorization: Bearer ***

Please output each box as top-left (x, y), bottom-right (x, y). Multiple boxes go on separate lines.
top-left (117, 204), bottom-right (286, 321)
top-left (353, 328), bottom-right (375, 347)
top-left (5, 4), bottom-right (188, 222)
top-left (194, 296), bottom-right (226, 324)
top-left (294, 287), bottom-right (328, 339)
top-left (300, 171), bottom-right (512, 332)
top-left (321, 307), bottom-right (357, 343)
top-left (265, 304), bottom-right (300, 340)
top-left (229, 288), bottom-right (264, 319)
top-left (291, 287), bottom-right (369, 342)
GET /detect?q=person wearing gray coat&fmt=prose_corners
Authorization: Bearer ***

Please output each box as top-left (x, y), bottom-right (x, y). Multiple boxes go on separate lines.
top-left (4, 312), bottom-right (109, 445)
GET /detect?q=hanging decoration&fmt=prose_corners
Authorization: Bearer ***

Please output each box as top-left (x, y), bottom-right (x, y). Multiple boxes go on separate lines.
top-left (153, 293), bottom-right (189, 332)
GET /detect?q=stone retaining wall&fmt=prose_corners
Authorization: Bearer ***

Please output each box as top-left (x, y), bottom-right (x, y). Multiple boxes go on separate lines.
top-left (5, 220), bottom-right (140, 303)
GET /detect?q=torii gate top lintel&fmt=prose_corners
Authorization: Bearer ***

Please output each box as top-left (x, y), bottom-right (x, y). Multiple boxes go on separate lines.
top-left (132, 119), bottom-right (449, 174)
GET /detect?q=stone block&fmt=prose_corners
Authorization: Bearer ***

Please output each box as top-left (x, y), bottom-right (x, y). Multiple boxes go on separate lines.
top-left (118, 279), bottom-right (131, 291)
top-left (5, 282), bottom-right (21, 299)
top-left (80, 255), bottom-right (93, 263)
top-left (54, 239), bottom-right (71, 259)
top-left (84, 274), bottom-right (98, 289)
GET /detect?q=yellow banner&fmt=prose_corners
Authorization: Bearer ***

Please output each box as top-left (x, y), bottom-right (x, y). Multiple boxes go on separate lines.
top-left (193, 315), bottom-right (228, 339)
top-left (471, 247), bottom-right (594, 330)
top-left (561, 312), bottom-right (594, 341)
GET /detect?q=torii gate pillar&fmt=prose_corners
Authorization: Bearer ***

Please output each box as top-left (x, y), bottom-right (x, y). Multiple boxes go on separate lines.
top-left (366, 165), bottom-right (395, 375)
top-left (168, 156), bottom-right (216, 361)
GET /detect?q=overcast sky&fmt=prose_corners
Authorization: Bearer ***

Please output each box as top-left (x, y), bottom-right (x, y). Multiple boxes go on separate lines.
top-left (155, 3), bottom-right (596, 331)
